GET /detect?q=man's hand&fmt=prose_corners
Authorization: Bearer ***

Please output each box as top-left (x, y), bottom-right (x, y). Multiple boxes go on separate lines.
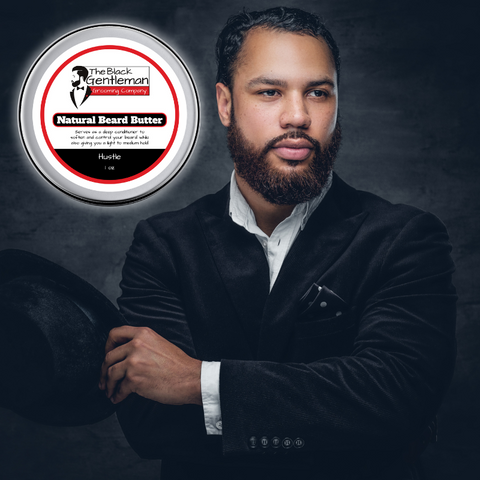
top-left (98, 326), bottom-right (202, 405)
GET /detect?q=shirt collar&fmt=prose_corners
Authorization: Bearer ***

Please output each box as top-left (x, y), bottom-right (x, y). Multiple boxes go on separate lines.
top-left (229, 170), bottom-right (332, 234)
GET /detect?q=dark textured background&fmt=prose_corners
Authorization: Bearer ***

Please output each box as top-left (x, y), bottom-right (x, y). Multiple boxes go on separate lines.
top-left (1, 0), bottom-right (478, 478)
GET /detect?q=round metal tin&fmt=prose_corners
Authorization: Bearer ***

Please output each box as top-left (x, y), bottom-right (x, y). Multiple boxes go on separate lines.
top-left (19, 24), bottom-right (199, 205)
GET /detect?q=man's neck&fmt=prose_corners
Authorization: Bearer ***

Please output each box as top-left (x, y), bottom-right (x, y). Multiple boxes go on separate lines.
top-left (235, 173), bottom-right (296, 236)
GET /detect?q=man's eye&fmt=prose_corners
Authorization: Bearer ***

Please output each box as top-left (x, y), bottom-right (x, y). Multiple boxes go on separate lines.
top-left (261, 90), bottom-right (278, 97)
top-left (308, 90), bottom-right (327, 98)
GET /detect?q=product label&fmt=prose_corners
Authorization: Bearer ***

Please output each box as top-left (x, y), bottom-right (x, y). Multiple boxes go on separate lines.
top-left (20, 25), bottom-right (198, 204)
top-left (39, 45), bottom-right (179, 183)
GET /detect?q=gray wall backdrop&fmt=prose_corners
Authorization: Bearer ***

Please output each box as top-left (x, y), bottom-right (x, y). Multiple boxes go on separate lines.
top-left (1, 0), bottom-right (478, 478)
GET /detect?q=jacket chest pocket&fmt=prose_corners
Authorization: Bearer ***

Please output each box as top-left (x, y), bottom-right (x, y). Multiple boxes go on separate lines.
top-left (289, 309), bottom-right (357, 363)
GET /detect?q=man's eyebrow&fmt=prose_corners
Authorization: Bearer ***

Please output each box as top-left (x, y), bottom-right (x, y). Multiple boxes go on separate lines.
top-left (247, 76), bottom-right (335, 89)
top-left (247, 77), bottom-right (287, 88)
top-left (306, 78), bottom-right (335, 88)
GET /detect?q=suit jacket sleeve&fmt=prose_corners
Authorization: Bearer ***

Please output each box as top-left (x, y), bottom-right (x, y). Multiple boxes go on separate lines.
top-left (219, 211), bottom-right (456, 456)
top-left (116, 219), bottom-right (224, 462)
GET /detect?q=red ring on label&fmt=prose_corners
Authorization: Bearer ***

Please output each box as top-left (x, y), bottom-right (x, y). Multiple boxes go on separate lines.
top-left (40, 45), bottom-right (179, 184)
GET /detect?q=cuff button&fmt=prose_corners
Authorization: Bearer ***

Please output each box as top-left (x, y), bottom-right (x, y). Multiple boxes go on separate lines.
top-left (271, 436), bottom-right (280, 448)
top-left (249, 436), bottom-right (257, 449)
top-left (282, 437), bottom-right (293, 449)
top-left (294, 437), bottom-right (305, 448)
top-left (260, 436), bottom-right (269, 448)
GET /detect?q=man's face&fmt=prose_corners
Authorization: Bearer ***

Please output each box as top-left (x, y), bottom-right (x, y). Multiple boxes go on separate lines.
top-left (216, 28), bottom-right (340, 205)
top-left (71, 71), bottom-right (82, 88)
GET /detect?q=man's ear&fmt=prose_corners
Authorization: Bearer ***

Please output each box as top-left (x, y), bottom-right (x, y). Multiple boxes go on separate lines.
top-left (216, 82), bottom-right (232, 127)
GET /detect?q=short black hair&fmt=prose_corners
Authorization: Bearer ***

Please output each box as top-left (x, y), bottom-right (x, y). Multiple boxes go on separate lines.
top-left (216, 6), bottom-right (340, 87)
top-left (72, 66), bottom-right (89, 81)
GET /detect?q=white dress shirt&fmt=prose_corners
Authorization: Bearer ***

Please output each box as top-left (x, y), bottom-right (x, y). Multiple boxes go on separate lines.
top-left (201, 171), bottom-right (333, 435)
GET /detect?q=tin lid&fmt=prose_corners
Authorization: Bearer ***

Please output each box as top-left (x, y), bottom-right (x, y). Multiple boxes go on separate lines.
top-left (19, 24), bottom-right (200, 205)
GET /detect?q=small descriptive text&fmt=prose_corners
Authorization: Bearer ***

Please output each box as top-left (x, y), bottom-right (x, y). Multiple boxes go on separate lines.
top-left (70, 129), bottom-right (150, 148)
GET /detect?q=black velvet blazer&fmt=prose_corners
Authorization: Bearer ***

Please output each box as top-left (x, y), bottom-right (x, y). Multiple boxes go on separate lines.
top-left (116, 174), bottom-right (456, 480)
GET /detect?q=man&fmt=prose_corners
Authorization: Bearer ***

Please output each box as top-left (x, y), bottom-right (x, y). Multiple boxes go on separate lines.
top-left (70, 65), bottom-right (92, 108)
top-left (99, 7), bottom-right (456, 479)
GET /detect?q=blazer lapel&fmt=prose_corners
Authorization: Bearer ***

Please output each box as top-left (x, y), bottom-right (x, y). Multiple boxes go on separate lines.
top-left (70, 90), bottom-right (77, 109)
top-left (196, 186), bottom-right (270, 358)
top-left (257, 175), bottom-right (369, 360)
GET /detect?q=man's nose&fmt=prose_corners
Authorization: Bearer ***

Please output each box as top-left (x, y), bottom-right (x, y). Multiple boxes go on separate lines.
top-left (279, 94), bottom-right (311, 129)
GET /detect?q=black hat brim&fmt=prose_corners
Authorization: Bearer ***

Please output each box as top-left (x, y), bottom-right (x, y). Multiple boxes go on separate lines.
top-left (0, 249), bottom-right (124, 426)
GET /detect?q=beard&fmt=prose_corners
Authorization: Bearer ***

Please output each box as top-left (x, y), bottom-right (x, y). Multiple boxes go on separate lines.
top-left (227, 116), bottom-right (342, 205)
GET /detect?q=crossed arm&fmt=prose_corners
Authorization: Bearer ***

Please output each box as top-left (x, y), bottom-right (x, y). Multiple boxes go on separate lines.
top-left (99, 211), bottom-right (457, 461)
top-left (98, 325), bottom-right (202, 406)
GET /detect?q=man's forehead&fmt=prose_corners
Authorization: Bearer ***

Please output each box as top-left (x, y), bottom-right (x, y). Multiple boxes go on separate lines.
top-left (233, 27), bottom-right (337, 85)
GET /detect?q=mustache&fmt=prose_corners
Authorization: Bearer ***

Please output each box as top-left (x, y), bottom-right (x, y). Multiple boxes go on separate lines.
top-left (263, 131), bottom-right (321, 154)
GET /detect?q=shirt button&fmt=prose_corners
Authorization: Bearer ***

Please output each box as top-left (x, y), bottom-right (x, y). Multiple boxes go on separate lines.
top-left (260, 436), bottom-right (269, 448)
top-left (282, 437), bottom-right (293, 449)
top-left (271, 436), bottom-right (280, 448)
top-left (320, 301), bottom-right (327, 308)
top-left (215, 420), bottom-right (222, 430)
top-left (249, 436), bottom-right (257, 449)
top-left (294, 437), bottom-right (305, 448)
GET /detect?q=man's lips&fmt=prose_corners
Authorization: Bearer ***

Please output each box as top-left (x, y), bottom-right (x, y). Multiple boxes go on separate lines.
top-left (271, 139), bottom-right (314, 161)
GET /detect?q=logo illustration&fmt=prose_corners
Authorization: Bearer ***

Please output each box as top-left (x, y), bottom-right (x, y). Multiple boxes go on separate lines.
top-left (70, 66), bottom-right (92, 108)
